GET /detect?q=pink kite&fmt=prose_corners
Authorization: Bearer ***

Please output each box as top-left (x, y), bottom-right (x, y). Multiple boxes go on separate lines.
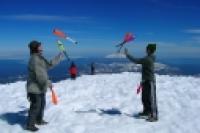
top-left (136, 84), bottom-right (143, 94)
top-left (124, 32), bottom-right (134, 43)
top-left (116, 32), bottom-right (135, 52)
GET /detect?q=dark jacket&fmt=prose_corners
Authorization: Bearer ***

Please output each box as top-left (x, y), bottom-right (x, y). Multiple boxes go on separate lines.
top-left (126, 53), bottom-right (155, 81)
top-left (26, 53), bottom-right (62, 94)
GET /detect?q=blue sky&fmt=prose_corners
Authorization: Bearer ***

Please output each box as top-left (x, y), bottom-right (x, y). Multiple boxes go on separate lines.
top-left (0, 0), bottom-right (200, 59)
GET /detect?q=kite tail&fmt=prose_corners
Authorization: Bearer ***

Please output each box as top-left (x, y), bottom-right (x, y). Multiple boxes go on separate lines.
top-left (117, 42), bottom-right (125, 53)
top-left (67, 37), bottom-right (78, 44)
top-left (63, 51), bottom-right (70, 61)
top-left (116, 41), bottom-right (125, 47)
top-left (117, 45), bottom-right (124, 53)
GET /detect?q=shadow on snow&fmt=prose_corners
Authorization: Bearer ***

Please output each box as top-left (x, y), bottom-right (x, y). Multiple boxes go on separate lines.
top-left (0, 109), bottom-right (28, 128)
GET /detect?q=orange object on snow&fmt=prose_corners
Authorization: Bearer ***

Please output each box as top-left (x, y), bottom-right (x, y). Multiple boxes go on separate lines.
top-left (51, 88), bottom-right (58, 105)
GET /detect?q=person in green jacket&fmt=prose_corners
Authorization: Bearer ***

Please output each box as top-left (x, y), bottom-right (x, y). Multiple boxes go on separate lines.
top-left (124, 44), bottom-right (158, 122)
top-left (26, 40), bottom-right (63, 131)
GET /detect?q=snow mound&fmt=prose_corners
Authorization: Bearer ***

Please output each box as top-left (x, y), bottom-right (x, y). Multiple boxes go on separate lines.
top-left (0, 72), bottom-right (200, 133)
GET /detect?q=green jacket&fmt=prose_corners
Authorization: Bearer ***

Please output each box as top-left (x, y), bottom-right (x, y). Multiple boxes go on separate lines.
top-left (26, 53), bottom-right (62, 94)
top-left (126, 53), bottom-right (156, 82)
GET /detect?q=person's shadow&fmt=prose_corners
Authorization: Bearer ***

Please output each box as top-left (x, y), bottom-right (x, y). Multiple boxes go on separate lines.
top-left (75, 108), bottom-right (134, 117)
top-left (98, 108), bottom-right (123, 116)
top-left (0, 109), bottom-right (28, 128)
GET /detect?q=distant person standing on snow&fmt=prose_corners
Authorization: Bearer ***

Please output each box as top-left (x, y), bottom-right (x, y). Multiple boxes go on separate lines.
top-left (69, 61), bottom-right (78, 80)
top-left (26, 40), bottom-right (63, 131)
top-left (91, 62), bottom-right (95, 75)
top-left (124, 44), bottom-right (158, 122)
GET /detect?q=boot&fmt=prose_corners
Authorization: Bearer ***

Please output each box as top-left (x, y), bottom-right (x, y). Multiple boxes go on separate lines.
top-left (134, 111), bottom-right (149, 119)
top-left (146, 115), bottom-right (158, 122)
top-left (36, 120), bottom-right (48, 125)
top-left (25, 125), bottom-right (39, 132)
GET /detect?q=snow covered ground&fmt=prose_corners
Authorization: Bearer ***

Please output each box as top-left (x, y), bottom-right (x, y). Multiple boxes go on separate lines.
top-left (0, 72), bottom-right (200, 133)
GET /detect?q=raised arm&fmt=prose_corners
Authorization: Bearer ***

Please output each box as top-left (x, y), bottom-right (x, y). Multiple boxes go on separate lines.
top-left (42, 53), bottom-right (64, 69)
top-left (124, 48), bottom-right (144, 64)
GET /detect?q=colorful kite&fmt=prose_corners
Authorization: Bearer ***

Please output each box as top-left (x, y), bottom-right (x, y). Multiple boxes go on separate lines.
top-left (57, 40), bottom-right (70, 61)
top-left (53, 28), bottom-right (78, 44)
top-left (116, 32), bottom-right (135, 52)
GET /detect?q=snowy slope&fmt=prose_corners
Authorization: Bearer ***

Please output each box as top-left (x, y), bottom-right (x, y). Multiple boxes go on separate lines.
top-left (0, 72), bottom-right (200, 133)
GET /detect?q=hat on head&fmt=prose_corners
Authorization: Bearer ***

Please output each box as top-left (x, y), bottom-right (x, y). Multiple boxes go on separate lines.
top-left (28, 40), bottom-right (41, 54)
top-left (146, 43), bottom-right (156, 54)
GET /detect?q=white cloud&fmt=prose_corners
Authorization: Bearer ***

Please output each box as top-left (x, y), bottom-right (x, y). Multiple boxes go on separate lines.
top-left (156, 41), bottom-right (200, 58)
top-left (184, 29), bottom-right (200, 34)
top-left (183, 29), bottom-right (200, 44)
top-left (192, 36), bottom-right (200, 43)
top-left (0, 14), bottom-right (90, 22)
top-left (0, 49), bottom-right (28, 59)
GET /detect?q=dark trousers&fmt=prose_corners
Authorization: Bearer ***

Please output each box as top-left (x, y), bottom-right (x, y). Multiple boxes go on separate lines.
top-left (142, 81), bottom-right (158, 119)
top-left (27, 93), bottom-right (46, 126)
top-left (70, 74), bottom-right (76, 80)
top-left (91, 68), bottom-right (95, 75)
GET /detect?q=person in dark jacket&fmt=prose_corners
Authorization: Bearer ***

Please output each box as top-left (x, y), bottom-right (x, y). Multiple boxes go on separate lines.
top-left (124, 43), bottom-right (158, 122)
top-left (69, 61), bottom-right (77, 80)
top-left (26, 40), bottom-right (63, 131)
top-left (91, 62), bottom-right (95, 75)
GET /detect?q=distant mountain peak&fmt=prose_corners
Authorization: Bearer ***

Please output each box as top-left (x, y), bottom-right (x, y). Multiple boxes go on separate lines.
top-left (105, 53), bottom-right (126, 59)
